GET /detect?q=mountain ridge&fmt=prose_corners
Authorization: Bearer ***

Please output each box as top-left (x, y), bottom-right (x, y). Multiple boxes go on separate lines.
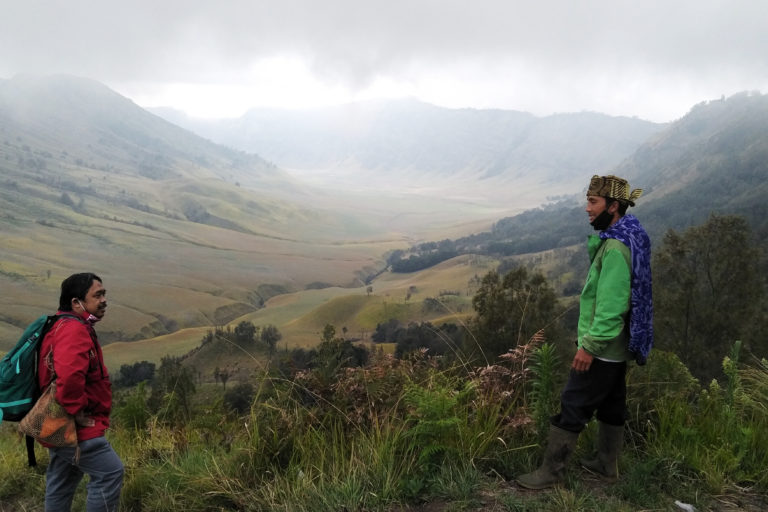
top-left (0, 75), bottom-right (405, 345)
top-left (150, 98), bottom-right (665, 194)
top-left (394, 91), bottom-right (768, 268)
top-left (4, 74), bottom-right (750, 352)
top-left (1, 74), bottom-right (284, 186)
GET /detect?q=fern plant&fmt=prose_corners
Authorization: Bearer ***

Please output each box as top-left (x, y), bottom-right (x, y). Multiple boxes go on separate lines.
top-left (403, 380), bottom-right (467, 467)
top-left (724, 339), bottom-right (742, 407)
top-left (529, 342), bottom-right (560, 437)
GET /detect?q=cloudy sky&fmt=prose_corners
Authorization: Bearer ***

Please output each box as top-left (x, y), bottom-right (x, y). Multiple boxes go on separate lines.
top-left (2, 0), bottom-right (766, 122)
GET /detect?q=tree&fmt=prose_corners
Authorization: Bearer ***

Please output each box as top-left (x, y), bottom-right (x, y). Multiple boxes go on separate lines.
top-left (213, 366), bottom-right (232, 390)
top-left (234, 321), bottom-right (258, 346)
top-left (653, 214), bottom-right (767, 381)
top-left (60, 192), bottom-right (75, 207)
top-left (260, 324), bottom-right (282, 355)
top-left (150, 356), bottom-right (197, 424)
top-left (467, 266), bottom-right (564, 362)
top-left (224, 382), bottom-right (254, 414)
top-left (118, 361), bottom-right (156, 388)
top-left (393, 322), bottom-right (463, 359)
top-left (314, 324), bottom-right (369, 381)
top-left (276, 347), bottom-right (317, 377)
top-left (321, 324), bottom-right (336, 344)
top-left (372, 319), bottom-right (401, 343)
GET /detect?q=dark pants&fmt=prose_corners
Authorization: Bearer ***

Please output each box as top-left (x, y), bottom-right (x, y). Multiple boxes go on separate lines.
top-left (551, 358), bottom-right (628, 433)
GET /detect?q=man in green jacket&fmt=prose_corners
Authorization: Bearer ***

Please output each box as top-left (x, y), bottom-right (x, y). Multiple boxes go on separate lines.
top-left (517, 174), bottom-right (653, 489)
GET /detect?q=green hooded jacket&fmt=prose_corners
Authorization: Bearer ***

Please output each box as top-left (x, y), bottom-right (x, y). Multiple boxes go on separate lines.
top-left (577, 235), bottom-right (633, 361)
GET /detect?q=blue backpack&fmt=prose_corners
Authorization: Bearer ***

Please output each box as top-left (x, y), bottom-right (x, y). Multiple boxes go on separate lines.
top-left (0, 313), bottom-right (78, 465)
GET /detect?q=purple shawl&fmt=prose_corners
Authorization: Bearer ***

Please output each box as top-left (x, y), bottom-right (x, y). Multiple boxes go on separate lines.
top-left (600, 214), bottom-right (654, 365)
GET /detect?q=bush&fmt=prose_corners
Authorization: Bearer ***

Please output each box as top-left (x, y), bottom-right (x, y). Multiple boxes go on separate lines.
top-left (113, 381), bottom-right (152, 430)
top-left (644, 345), bottom-right (768, 493)
top-left (626, 349), bottom-right (700, 428)
top-left (224, 382), bottom-right (255, 414)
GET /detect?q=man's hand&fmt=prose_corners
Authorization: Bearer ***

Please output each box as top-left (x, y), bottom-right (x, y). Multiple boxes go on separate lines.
top-left (75, 410), bottom-right (95, 427)
top-left (572, 347), bottom-right (594, 372)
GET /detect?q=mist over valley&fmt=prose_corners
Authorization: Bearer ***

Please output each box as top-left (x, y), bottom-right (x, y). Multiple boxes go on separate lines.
top-left (2, 75), bottom-right (766, 371)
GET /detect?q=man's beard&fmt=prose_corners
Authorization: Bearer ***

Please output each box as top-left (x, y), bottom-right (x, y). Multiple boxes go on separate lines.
top-left (590, 209), bottom-right (614, 231)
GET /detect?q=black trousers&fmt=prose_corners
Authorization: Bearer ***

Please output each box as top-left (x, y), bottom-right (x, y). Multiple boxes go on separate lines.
top-left (551, 358), bottom-right (628, 433)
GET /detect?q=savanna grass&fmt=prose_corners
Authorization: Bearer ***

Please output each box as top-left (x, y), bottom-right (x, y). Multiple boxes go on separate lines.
top-left (247, 416), bottom-right (417, 511)
top-left (5, 342), bottom-right (767, 511)
top-left (643, 346), bottom-right (768, 502)
top-left (0, 425), bottom-right (48, 510)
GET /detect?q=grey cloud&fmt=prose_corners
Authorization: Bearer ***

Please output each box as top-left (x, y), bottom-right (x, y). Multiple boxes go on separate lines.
top-left (1, 0), bottom-right (767, 119)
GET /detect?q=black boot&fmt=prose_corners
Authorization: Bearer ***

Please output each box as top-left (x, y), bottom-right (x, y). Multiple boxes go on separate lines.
top-left (516, 425), bottom-right (580, 489)
top-left (580, 421), bottom-right (623, 482)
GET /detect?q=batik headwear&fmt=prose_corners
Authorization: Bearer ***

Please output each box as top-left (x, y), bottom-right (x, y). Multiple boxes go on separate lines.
top-left (587, 175), bottom-right (643, 207)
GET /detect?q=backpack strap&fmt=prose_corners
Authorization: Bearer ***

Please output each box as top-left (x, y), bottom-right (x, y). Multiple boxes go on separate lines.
top-left (25, 435), bottom-right (36, 467)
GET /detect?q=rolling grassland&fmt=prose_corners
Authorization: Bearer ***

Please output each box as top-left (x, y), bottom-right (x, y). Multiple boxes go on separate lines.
top-left (0, 157), bottom-right (417, 349)
top-left (101, 254), bottom-right (498, 372)
top-left (1, 133), bottom-right (515, 354)
top-left (0, 196), bottom-right (401, 346)
top-left (3, 75), bottom-right (503, 354)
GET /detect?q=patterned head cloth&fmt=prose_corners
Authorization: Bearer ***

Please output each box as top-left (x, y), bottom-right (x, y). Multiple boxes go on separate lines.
top-left (587, 175), bottom-right (643, 207)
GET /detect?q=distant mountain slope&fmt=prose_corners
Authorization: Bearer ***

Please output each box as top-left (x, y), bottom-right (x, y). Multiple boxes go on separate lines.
top-left (4, 74), bottom-right (753, 352)
top-left (153, 100), bottom-right (664, 190)
top-left (615, 92), bottom-right (768, 238)
top-left (393, 92), bottom-right (768, 266)
top-left (0, 75), bottom-right (349, 245)
top-left (0, 74), bottom-right (282, 185)
top-left (0, 75), bottom-right (400, 345)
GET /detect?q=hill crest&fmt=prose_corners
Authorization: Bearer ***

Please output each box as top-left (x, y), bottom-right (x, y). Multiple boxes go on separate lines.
top-left (151, 98), bottom-right (665, 195)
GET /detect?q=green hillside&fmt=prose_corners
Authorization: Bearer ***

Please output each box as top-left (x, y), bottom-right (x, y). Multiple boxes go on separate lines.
top-left (9, 77), bottom-right (764, 372)
top-left (102, 254), bottom-right (492, 370)
top-left (390, 92), bottom-right (768, 266)
top-left (0, 75), bottom-right (409, 347)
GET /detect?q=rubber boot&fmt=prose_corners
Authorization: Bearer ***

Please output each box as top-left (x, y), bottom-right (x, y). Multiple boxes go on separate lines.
top-left (516, 425), bottom-right (580, 489)
top-left (580, 421), bottom-right (623, 482)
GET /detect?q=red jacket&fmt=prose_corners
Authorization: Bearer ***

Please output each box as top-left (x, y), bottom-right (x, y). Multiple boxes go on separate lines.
top-left (37, 310), bottom-right (112, 442)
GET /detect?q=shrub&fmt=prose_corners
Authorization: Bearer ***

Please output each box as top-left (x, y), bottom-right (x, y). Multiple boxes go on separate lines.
top-left (224, 382), bottom-right (255, 414)
top-left (113, 381), bottom-right (151, 430)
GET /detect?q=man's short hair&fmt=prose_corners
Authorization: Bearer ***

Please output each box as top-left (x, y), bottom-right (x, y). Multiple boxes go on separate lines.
top-left (59, 272), bottom-right (102, 311)
top-left (606, 198), bottom-right (631, 216)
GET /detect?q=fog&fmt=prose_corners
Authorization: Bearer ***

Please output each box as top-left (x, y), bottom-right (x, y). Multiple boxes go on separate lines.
top-left (2, 1), bottom-right (767, 122)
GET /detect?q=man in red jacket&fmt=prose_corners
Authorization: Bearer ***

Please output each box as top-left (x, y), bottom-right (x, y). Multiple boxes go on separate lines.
top-left (38, 272), bottom-right (123, 512)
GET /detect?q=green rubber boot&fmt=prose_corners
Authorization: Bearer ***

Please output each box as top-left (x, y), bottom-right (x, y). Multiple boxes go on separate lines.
top-left (580, 421), bottom-right (623, 482)
top-left (516, 425), bottom-right (580, 490)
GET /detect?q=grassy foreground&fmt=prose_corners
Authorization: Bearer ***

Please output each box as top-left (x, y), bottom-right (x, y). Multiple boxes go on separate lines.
top-left (1, 346), bottom-right (766, 512)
